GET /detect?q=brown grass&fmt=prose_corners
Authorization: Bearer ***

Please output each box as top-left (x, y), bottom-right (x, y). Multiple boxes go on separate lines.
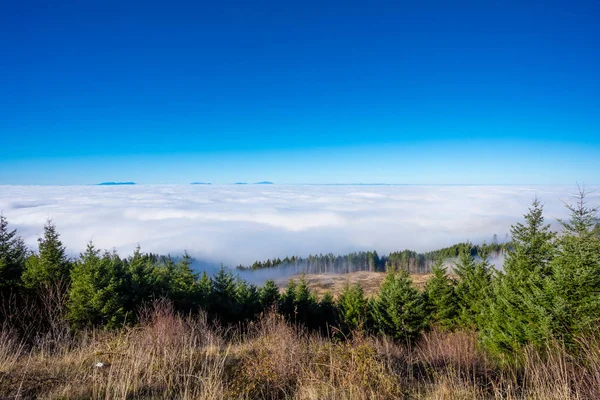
top-left (280, 271), bottom-right (433, 298)
top-left (1, 302), bottom-right (599, 399)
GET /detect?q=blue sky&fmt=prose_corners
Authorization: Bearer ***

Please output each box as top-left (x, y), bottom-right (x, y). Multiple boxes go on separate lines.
top-left (1, 0), bottom-right (599, 185)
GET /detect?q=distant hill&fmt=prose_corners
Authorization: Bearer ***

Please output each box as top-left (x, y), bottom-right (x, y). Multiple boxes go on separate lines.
top-left (190, 182), bottom-right (211, 185)
top-left (235, 182), bottom-right (248, 185)
top-left (98, 182), bottom-right (136, 186)
top-left (255, 181), bottom-right (274, 184)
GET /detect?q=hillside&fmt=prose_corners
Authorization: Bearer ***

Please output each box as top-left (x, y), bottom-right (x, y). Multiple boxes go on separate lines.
top-left (280, 271), bottom-right (434, 298)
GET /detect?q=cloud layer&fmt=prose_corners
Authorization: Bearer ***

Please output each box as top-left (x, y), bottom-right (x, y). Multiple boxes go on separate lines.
top-left (0, 185), bottom-right (597, 266)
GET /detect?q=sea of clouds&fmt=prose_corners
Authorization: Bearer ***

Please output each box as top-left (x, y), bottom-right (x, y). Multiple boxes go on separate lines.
top-left (0, 185), bottom-right (597, 268)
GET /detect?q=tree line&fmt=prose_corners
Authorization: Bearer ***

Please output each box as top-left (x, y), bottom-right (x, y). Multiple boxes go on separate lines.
top-left (1, 188), bottom-right (599, 361)
top-left (237, 242), bottom-right (508, 274)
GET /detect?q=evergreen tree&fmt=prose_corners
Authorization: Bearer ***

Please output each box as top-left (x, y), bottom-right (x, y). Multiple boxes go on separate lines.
top-left (124, 245), bottom-right (160, 315)
top-left (22, 220), bottom-right (71, 289)
top-left (293, 276), bottom-right (319, 328)
top-left (0, 214), bottom-right (27, 289)
top-left (68, 243), bottom-right (127, 328)
top-left (480, 199), bottom-right (556, 356)
top-left (544, 189), bottom-right (600, 346)
top-left (209, 266), bottom-right (239, 323)
top-left (258, 279), bottom-right (280, 310)
top-left (424, 259), bottom-right (458, 330)
top-left (454, 243), bottom-right (492, 329)
top-left (370, 270), bottom-right (427, 342)
top-left (164, 252), bottom-right (200, 312)
top-left (278, 279), bottom-right (297, 319)
top-left (337, 283), bottom-right (368, 332)
top-left (235, 278), bottom-right (261, 321)
top-left (317, 291), bottom-right (338, 332)
top-left (197, 271), bottom-right (212, 310)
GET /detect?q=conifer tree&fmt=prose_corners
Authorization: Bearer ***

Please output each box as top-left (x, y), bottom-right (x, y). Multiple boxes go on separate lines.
top-left (235, 278), bottom-right (261, 321)
top-left (209, 266), bottom-right (239, 323)
top-left (424, 259), bottom-right (458, 330)
top-left (0, 214), bottom-right (27, 289)
top-left (370, 270), bottom-right (427, 342)
top-left (337, 283), bottom-right (368, 332)
top-left (293, 276), bottom-right (318, 327)
top-left (68, 243), bottom-right (127, 328)
top-left (258, 279), bottom-right (280, 310)
top-left (22, 220), bottom-right (71, 289)
top-left (480, 199), bottom-right (556, 355)
top-left (197, 271), bottom-right (212, 310)
top-left (454, 243), bottom-right (493, 329)
top-left (164, 252), bottom-right (200, 312)
top-left (544, 188), bottom-right (600, 345)
top-left (124, 245), bottom-right (160, 315)
top-left (317, 291), bottom-right (338, 332)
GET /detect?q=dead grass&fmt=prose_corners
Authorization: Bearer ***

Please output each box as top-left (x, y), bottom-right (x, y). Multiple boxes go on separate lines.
top-left (1, 303), bottom-right (599, 399)
top-left (280, 271), bottom-right (433, 298)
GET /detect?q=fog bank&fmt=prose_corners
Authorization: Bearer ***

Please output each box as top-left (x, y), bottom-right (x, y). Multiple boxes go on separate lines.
top-left (0, 185), bottom-right (596, 267)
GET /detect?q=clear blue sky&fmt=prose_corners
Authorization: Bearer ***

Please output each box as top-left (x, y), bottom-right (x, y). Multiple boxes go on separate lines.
top-left (1, 0), bottom-right (599, 185)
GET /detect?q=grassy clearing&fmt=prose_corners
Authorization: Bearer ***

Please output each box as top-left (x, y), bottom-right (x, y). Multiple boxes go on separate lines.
top-left (280, 271), bottom-right (433, 298)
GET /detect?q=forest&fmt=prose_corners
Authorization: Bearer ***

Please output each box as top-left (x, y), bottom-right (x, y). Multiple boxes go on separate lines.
top-left (237, 241), bottom-right (508, 274)
top-left (0, 190), bottom-right (599, 399)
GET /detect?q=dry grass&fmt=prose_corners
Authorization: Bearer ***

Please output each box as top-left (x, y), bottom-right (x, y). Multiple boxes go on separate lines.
top-left (1, 303), bottom-right (599, 399)
top-left (280, 271), bottom-right (433, 298)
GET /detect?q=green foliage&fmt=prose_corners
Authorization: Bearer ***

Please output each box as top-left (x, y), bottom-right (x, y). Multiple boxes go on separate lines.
top-left (22, 220), bottom-right (71, 289)
top-left (209, 266), bottom-right (240, 324)
top-left (123, 245), bottom-right (161, 315)
top-left (424, 259), bottom-right (458, 330)
top-left (370, 270), bottom-right (427, 342)
top-left (277, 275), bottom-right (332, 331)
top-left (480, 199), bottom-right (556, 356)
top-left (68, 242), bottom-right (127, 329)
top-left (317, 291), bottom-right (338, 332)
top-left (258, 279), bottom-right (280, 309)
top-left (235, 278), bottom-right (261, 321)
top-left (0, 214), bottom-right (27, 288)
top-left (543, 189), bottom-right (600, 346)
top-left (454, 243), bottom-right (493, 329)
top-left (162, 253), bottom-right (201, 312)
top-left (337, 283), bottom-right (368, 332)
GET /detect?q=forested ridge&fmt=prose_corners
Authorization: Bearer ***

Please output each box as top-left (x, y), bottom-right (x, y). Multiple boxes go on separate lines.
top-left (1, 189), bottom-right (600, 398)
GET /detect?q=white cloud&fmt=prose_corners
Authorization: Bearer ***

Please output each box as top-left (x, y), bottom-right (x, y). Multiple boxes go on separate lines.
top-left (0, 185), bottom-right (597, 266)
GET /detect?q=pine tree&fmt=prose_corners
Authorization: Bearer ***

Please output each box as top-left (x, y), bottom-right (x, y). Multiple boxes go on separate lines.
top-left (235, 278), bottom-right (261, 321)
top-left (293, 276), bottom-right (318, 328)
top-left (165, 252), bottom-right (200, 312)
top-left (124, 245), bottom-right (160, 315)
top-left (480, 199), bottom-right (556, 356)
top-left (0, 214), bottom-right (27, 288)
top-left (209, 266), bottom-right (239, 323)
top-left (22, 220), bottom-right (71, 289)
top-left (424, 259), bottom-right (458, 330)
top-left (68, 243), bottom-right (127, 329)
top-left (337, 283), bottom-right (368, 332)
top-left (317, 291), bottom-right (338, 332)
top-left (278, 279), bottom-right (297, 319)
top-left (258, 279), bottom-right (280, 310)
top-left (544, 188), bottom-right (600, 346)
top-left (197, 271), bottom-right (212, 310)
top-left (454, 243), bottom-right (492, 329)
top-left (370, 270), bottom-right (427, 342)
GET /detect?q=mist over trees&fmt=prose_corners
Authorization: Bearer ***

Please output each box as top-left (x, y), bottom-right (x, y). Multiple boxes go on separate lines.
top-left (237, 242), bottom-right (508, 275)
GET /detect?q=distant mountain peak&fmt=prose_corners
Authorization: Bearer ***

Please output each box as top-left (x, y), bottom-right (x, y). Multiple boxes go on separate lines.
top-left (254, 181), bottom-right (274, 184)
top-left (98, 181), bottom-right (136, 186)
top-left (190, 182), bottom-right (211, 185)
top-left (234, 182), bottom-right (248, 185)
